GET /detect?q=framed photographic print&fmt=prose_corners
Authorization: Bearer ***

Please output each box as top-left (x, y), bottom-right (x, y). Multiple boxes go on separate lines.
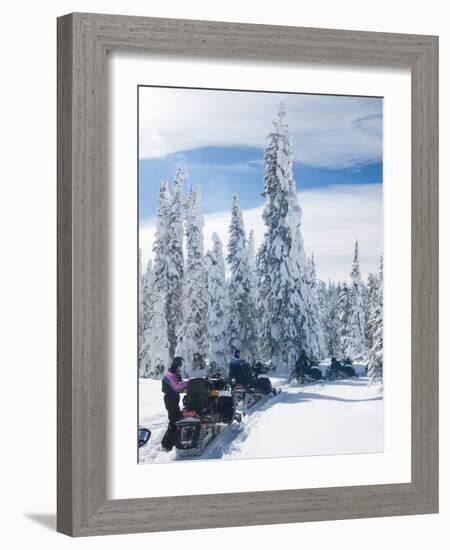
top-left (57, 13), bottom-right (438, 536)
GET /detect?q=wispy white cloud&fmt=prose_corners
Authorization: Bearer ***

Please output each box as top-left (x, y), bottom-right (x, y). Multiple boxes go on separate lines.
top-left (184, 162), bottom-right (260, 173)
top-left (139, 87), bottom-right (382, 170)
top-left (140, 183), bottom-right (383, 283)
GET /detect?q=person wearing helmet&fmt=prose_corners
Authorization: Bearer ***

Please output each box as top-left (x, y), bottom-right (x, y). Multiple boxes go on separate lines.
top-left (330, 356), bottom-right (342, 371)
top-left (229, 349), bottom-right (241, 381)
top-left (161, 356), bottom-right (189, 452)
top-left (229, 349), bottom-right (254, 387)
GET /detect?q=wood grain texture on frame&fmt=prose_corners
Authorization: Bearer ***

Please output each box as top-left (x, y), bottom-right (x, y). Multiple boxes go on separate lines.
top-left (57, 12), bottom-right (438, 537)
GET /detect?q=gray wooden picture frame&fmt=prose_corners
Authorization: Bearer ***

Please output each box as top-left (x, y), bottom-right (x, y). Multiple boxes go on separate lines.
top-left (57, 12), bottom-right (439, 537)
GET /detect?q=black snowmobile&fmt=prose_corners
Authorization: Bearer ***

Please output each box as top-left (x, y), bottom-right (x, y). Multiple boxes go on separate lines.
top-left (341, 358), bottom-right (358, 378)
top-left (325, 358), bottom-right (358, 381)
top-left (231, 361), bottom-right (278, 413)
top-left (289, 366), bottom-right (323, 385)
top-left (174, 375), bottom-right (241, 457)
top-left (289, 355), bottom-right (323, 385)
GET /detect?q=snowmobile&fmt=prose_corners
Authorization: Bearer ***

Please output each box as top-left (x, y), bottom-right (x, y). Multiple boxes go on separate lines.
top-left (231, 361), bottom-right (279, 413)
top-left (174, 375), bottom-right (241, 458)
top-left (341, 358), bottom-right (358, 378)
top-left (289, 366), bottom-right (323, 385)
top-left (325, 358), bottom-right (358, 381)
top-left (324, 366), bottom-right (346, 381)
top-left (288, 356), bottom-right (323, 385)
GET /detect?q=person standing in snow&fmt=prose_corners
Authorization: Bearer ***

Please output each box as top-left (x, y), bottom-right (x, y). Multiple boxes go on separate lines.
top-left (161, 356), bottom-right (189, 423)
top-left (160, 357), bottom-right (189, 452)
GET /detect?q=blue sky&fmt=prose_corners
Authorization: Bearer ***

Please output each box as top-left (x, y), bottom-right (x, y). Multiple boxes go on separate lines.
top-left (139, 86), bottom-right (382, 222)
top-left (139, 146), bottom-right (382, 219)
top-left (138, 87), bottom-right (383, 280)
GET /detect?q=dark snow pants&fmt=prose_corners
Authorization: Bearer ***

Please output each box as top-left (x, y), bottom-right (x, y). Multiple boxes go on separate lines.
top-left (161, 394), bottom-right (182, 451)
top-left (164, 393), bottom-right (181, 424)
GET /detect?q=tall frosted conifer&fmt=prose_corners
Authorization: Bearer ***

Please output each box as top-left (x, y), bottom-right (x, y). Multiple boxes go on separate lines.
top-left (323, 281), bottom-right (340, 356)
top-left (175, 187), bottom-right (209, 375)
top-left (227, 195), bottom-right (258, 359)
top-left (338, 281), bottom-right (352, 359)
top-left (206, 233), bottom-right (229, 370)
top-left (139, 180), bottom-right (170, 378)
top-left (346, 240), bottom-right (367, 359)
top-left (257, 104), bottom-right (310, 370)
top-left (166, 168), bottom-right (185, 360)
top-left (368, 256), bottom-right (383, 384)
top-left (247, 230), bottom-right (262, 359)
top-left (306, 254), bottom-right (327, 359)
top-left (365, 272), bottom-right (378, 351)
top-left (138, 249), bottom-right (144, 350)
top-left (139, 257), bottom-right (153, 351)
top-left (227, 194), bottom-right (245, 353)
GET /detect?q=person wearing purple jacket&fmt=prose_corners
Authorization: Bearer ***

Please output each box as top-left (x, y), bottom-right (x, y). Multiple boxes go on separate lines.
top-left (161, 357), bottom-right (189, 451)
top-left (161, 356), bottom-right (189, 422)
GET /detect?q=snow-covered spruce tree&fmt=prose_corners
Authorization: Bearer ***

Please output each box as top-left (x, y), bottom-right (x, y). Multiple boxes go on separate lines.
top-left (368, 256), bottom-right (383, 384)
top-left (365, 272), bottom-right (378, 351)
top-left (247, 230), bottom-right (262, 360)
top-left (139, 180), bottom-right (171, 378)
top-left (166, 168), bottom-right (186, 361)
top-left (139, 256), bottom-right (152, 356)
top-left (206, 233), bottom-right (230, 371)
top-left (227, 193), bottom-right (244, 353)
top-left (257, 103), bottom-right (310, 371)
top-left (324, 281), bottom-right (341, 356)
top-left (306, 254), bottom-right (327, 360)
top-left (139, 248), bottom-right (143, 306)
top-left (227, 194), bottom-right (259, 360)
top-left (175, 187), bottom-right (209, 376)
top-left (337, 281), bottom-right (352, 359)
top-left (317, 280), bottom-right (329, 354)
top-left (345, 240), bottom-right (367, 360)
top-left (140, 258), bottom-right (154, 333)
top-left (138, 248), bottom-right (144, 350)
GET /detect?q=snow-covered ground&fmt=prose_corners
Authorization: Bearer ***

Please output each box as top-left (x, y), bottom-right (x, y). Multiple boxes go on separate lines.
top-left (139, 371), bottom-right (383, 464)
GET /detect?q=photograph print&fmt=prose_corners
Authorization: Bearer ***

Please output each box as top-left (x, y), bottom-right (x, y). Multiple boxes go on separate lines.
top-left (138, 86), bottom-right (384, 463)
